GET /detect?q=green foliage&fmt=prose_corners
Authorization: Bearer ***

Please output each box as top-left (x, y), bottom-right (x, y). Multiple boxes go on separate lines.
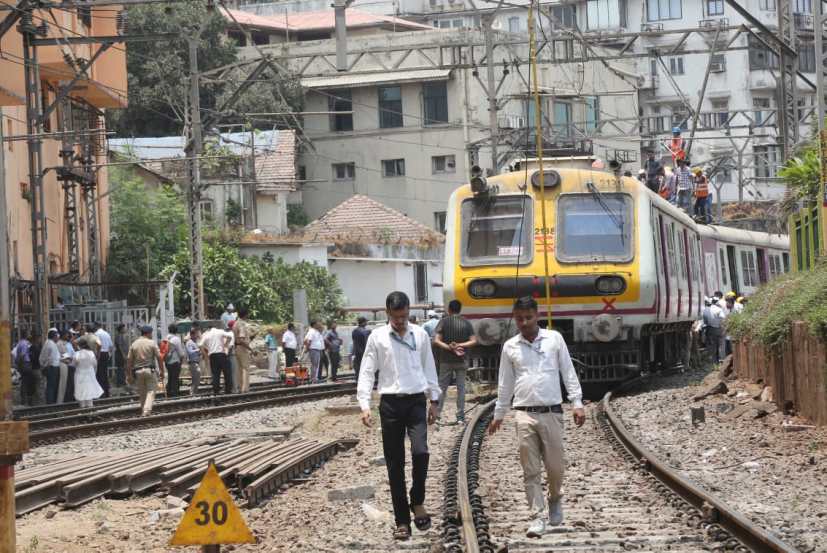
top-left (727, 260), bottom-right (827, 349)
top-left (162, 241), bottom-right (344, 322)
top-left (107, 2), bottom-right (236, 136)
top-left (225, 198), bottom-right (242, 227)
top-left (286, 203), bottom-right (309, 227)
top-left (106, 165), bottom-right (186, 288)
top-left (107, 3), bottom-right (302, 137)
top-left (778, 136), bottom-right (820, 217)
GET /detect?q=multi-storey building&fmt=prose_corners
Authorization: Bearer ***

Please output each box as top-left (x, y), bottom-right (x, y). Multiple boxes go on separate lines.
top-left (1, 3), bottom-right (127, 323)
top-left (240, 0), bottom-right (816, 204)
top-left (235, 7), bottom-right (639, 229)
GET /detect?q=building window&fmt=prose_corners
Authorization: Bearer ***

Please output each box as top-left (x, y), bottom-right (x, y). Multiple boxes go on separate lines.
top-left (414, 262), bottom-right (428, 303)
top-left (711, 99), bottom-right (729, 127)
top-left (508, 16), bottom-right (521, 32)
top-left (328, 89), bottom-right (353, 132)
top-left (759, 0), bottom-right (776, 9)
top-left (378, 86), bottom-right (403, 129)
top-left (585, 96), bottom-right (599, 132)
top-left (423, 82), bottom-right (448, 125)
top-left (799, 42), bottom-right (816, 72)
top-left (651, 105), bottom-right (665, 133)
top-left (435, 18), bottom-right (464, 29)
top-left (550, 5), bottom-right (577, 29)
top-left (706, 0), bottom-right (724, 15)
top-left (782, 252), bottom-right (790, 272)
top-left (749, 36), bottom-right (779, 70)
top-left (753, 145), bottom-right (778, 178)
top-left (553, 100), bottom-right (572, 139)
top-left (669, 57), bottom-right (685, 75)
top-left (382, 158), bottom-right (406, 177)
top-left (719, 167), bottom-right (733, 183)
top-left (796, 0), bottom-right (812, 13)
top-left (710, 53), bottom-right (726, 72)
top-left (297, 166), bottom-right (306, 181)
top-left (77, 6), bottom-right (92, 27)
top-left (753, 97), bottom-right (771, 125)
top-left (434, 211), bottom-right (447, 233)
top-left (6, 119), bottom-right (12, 152)
top-left (332, 162), bottom-right (356, 181)
top-left (647, 0), bottom-right (682, 21)
top-left (587, 0), bottom-right (626, 29)
top-left (199, 200), bottom-right (214, 224)
top-left (432, 155), bottom-right (456, 174)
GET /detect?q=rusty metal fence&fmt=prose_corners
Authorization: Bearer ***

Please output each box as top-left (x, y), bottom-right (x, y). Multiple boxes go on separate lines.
top-left (733, 321), bottom-right (827, 425)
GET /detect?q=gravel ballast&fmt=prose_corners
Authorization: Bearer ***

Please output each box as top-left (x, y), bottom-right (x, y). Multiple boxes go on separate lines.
top-left (612, 367), bottom-right (827, 553)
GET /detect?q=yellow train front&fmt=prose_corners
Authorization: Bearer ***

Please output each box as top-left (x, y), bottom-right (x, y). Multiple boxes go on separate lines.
top-left (444, 159), bottom-right (698, 392)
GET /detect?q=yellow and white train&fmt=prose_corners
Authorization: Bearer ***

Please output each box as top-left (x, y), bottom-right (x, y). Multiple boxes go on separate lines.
top-left (443, 160), bottom-right (789, 388)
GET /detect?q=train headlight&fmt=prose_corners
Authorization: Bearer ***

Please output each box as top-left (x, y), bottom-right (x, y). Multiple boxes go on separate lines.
top-left (595, 276), bottom-right (626, 295)
top-left (469, 279), bottom-right (497, 298)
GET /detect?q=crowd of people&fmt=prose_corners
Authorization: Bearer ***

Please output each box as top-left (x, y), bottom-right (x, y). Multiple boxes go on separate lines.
top-left (634, 150), bottom-right (713, 223)
top-left (699, 291), bottom-right (748, 363)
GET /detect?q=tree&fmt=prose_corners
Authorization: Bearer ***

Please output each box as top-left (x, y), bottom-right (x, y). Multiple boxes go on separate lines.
top-left (162, 241), bottom-right (344, 322)
top-left (778, 144), bottom-right (820, 217)
top-left (106, 165), bottom-right (186, 289)
top-left (107, 2), bottom-right (302, 137)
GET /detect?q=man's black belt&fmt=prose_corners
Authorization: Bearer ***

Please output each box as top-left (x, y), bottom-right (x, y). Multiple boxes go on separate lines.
top-left (382, 392), bottom-right (426, 399)
top-left (514, 404), bottom-right (563, 414)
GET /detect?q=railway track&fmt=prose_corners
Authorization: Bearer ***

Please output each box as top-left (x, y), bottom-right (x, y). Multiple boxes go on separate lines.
top-left (444, 384), bottom-right (801, 553)
top-left (27, 381), bottom-right (356, 446)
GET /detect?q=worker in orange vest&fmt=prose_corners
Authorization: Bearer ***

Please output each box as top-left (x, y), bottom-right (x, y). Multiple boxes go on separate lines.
top-left (693, 168), bottom-right (710, 223)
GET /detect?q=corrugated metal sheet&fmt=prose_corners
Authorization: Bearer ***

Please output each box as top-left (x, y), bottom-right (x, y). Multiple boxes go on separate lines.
top-left (301, 69), bottom-right (452, 90)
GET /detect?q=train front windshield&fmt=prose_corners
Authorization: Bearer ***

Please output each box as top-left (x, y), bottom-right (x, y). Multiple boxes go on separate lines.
top-left (461, 196), bottom-right (533, 266)
top-left (557, 194), bottom-right (633, 263)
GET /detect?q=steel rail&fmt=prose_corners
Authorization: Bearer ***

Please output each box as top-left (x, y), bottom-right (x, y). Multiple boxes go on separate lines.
top-left (28, 383), bottom-right (356, 446)
top-left (28, 382), bottom-right (354, 431)
top-left (452, 383), bottom-right (800, 553)
top-left (457, 398), bottom-right (496, 553)
top-left (602, 382), bottom-right (800, 553)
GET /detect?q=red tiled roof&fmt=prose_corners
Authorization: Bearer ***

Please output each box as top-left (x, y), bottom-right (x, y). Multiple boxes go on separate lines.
top-left (303, 195), bottom-right (444, 246)
top-left (222, 7), bottom-right (432, 32)
top-left (255, 129), bottom-right (296, 194)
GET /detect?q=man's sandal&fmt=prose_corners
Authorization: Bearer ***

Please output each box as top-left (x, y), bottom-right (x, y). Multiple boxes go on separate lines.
top-left (393, 524), bottom-right (411, 540)
top-left (410, 505), bottom-right (432, 531)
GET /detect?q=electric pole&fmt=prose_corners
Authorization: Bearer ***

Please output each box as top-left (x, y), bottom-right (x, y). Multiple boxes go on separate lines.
top-left (187, 35), bottom-right (206, 321)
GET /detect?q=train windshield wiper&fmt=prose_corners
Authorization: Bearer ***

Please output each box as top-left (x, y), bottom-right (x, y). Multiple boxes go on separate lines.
top-left (585, 181), bottom-right (625, 244)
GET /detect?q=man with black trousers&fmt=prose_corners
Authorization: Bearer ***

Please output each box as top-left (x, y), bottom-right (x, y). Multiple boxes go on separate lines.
top-left (198, 326), bottom-right (234, 395)
top-left (358, 291), bottom-right (440, 541)
top-left (351, 317), bottom-right (371, 380)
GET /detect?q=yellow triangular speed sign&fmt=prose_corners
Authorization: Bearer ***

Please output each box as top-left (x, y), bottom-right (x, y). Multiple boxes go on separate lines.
top-left (169, 462), bottom-right (256, 546)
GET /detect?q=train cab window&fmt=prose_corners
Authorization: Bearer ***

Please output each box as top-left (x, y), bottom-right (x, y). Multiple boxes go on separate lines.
top-left (556, 194), bottom-right (633, 263)
top-left (460, 196), bottom-right (533, 266)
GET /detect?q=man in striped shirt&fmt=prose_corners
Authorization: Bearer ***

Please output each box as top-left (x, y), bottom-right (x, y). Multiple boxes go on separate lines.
top-left (433, 300), bottom-right (477, 424)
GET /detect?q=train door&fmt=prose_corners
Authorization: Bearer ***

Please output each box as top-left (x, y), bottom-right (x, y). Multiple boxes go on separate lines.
top-left (654, 212), bottom-right (665, 320)
top-left (726, 245), bottom-right (740, 295)
top-left (658, 215), bottom-right (671, 318)
top-left (683, 229), bottom-right (692, 316)
top-left (756, 248), bottom-right (768, 284)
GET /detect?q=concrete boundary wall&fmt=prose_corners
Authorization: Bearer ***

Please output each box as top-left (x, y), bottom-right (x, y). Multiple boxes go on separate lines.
top-left (733, 321), bottom-right (827, 425)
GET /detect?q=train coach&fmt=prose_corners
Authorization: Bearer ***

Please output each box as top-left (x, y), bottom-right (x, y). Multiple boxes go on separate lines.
top-left (443, 159), bottom-right (789, 390)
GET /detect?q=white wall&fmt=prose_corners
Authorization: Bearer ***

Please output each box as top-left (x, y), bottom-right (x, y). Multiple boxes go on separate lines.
top-left (330, 257), bottom-right (444, 309)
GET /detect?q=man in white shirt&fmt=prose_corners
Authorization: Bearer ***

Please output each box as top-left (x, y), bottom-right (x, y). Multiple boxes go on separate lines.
top-left (93, 323), bottom-right (113, 397)
top-left (199, 326), bottom-right (234, 395)
top-left (304, 321), bottom-right (325, 383)
top-left (706, 299), bottom-right (727, 363)
top-left (282, 323), bottom-right (298, 368)
top-left (39, 329), bottom-right (62, 404)
top-left (488, 296), bottom-right (586, 538)
top-left (358, 291), bottom-right (440, 541)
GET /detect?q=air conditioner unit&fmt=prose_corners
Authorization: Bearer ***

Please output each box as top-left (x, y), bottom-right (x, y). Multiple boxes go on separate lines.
top-left (710, 62), bottom-right (725, 73)
top-left (641, 23), bottom-right (663, 32)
